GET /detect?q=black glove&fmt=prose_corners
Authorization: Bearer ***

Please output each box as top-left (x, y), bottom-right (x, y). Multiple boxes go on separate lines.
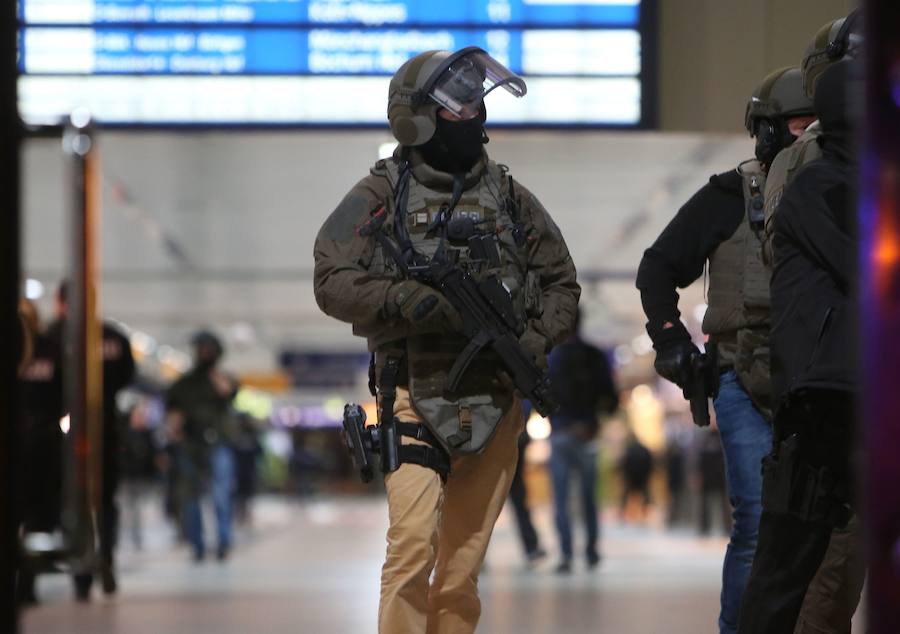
top-left (519, 328), bottom-right (550, 371)
top-left (386, 281), bottom-right (463, 333)
top-left (653, 339), bottom-right (700, 388)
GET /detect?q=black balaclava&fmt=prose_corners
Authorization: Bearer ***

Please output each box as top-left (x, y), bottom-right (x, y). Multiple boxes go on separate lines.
top-left (419, 103), bottom-right (487, 175)
top-left (814, 58), bottom-right (855, 164)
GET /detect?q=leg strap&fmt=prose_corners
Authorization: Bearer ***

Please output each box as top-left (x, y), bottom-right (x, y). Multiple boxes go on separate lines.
top-left (395, 421), bottom-right (451, 482)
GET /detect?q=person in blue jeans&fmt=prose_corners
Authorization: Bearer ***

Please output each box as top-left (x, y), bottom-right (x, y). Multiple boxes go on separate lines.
top-left (166, 331), bottom-right (239, 562)
top-left (547, 311), bottom-right (619, 574)
top-left (713, 371), bottom-right (773, 630)
top-left (636, 66), bottom-right (817, 632)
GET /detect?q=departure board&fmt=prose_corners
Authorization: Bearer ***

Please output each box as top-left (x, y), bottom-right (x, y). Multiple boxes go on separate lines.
top-left (18, 1), bottom-right (655, 127)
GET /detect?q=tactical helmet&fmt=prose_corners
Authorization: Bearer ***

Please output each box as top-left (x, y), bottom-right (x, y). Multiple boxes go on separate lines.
top-left (387, 46), bottom-right (526, 146)
top-left (801, 11), bottom-right (863, 98)
top-left (745, 66), bottom-right (815, 169)
top-left (744, 66), bottom-right (814, 134)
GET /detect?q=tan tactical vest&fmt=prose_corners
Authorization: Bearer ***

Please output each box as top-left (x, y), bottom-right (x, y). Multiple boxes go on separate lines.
top-left (762, 123), bottom-right (823, 267)
top-left (702, 161), bottom-right (769, 364)
top-left (367, 156), bottom-right (535, 455)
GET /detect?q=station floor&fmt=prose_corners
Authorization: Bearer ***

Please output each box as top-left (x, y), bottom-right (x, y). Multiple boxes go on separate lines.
top-left (20, 496), bottom-right (864, 634)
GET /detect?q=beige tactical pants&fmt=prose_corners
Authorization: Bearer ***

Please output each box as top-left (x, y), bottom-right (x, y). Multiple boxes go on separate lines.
top-left (794, 516), bottom-right (866, 634)
top-left (378, 387), bottom-right (523, 634)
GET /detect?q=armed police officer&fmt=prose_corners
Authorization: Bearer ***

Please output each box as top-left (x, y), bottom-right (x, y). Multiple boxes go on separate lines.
top-left (165, 331), bottom-right (238, 563)
top-left (739, 15), bottom-right (865, 634)
top-left (636, 67), bottom-right (815, 634)
top-left (314, 48), bottom-right (579, 633)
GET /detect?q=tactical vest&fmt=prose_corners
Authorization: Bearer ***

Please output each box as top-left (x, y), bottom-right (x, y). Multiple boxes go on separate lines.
top-left (702, 160), bottom-right (774, 419)
top-left (762, 123), bottom-right (823, 267)
top-left (367, 156), bottom-right (535, 455)
top-left (702, 160), bottom-right (769, 365)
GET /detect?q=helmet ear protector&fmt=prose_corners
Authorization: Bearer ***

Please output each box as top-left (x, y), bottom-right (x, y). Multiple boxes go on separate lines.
top-left (802, 10), bottom-right (863, 97)
top-left (826, 9), bottom-right (861, 59)
top-left (389, 100), bottom-right (437, 147)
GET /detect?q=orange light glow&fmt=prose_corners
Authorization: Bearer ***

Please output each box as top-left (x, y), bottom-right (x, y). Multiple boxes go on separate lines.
top-left (873, 171), bottom-right (900, 298)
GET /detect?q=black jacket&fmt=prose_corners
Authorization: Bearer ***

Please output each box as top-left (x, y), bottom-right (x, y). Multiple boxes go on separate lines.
top-left (769, 61), bottom-right (857, 401)
top-left (548, 337), bottom-right (618, 435)
top-left (636, 169), bottom-right (745, 348)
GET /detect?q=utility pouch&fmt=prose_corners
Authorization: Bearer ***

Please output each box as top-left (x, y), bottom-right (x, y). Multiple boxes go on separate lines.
top-left (761, 434), bottom-right (800, 515)
top-left (524, 270), bottom-right (543, 318)
top-left (760, 433), bottom-right (852, 528)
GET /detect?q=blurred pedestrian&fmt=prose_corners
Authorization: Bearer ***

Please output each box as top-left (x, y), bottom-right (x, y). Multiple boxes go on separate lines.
top-left (49, 282), bottom-right (135, 600)
top-left (120, 398), bottom-right (164, 550)
top-left (664, 430), bottom-right (689, 528)
top-left (165, 330), bottom-right (238, 562)
top-left (698, 429), bottom-right (730, 536)
top-left (506, 406), bottom-right (546, 566)
top-left (547, 311), bottom-right (618, 573)
top-left (620, 433), bottom-right (653, 522)
top-left (232, 413), bottom-right (262, 527)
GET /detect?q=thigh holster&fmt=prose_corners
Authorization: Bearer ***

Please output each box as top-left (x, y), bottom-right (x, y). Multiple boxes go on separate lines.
top-left (760, 433), bottom-right (852, 528)
top-left (342, 355), bottom-right (450, 483)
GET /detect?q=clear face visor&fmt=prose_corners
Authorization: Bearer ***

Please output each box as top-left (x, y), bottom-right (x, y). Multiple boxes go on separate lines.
top-left (426, 49), bottom-right (527, 120)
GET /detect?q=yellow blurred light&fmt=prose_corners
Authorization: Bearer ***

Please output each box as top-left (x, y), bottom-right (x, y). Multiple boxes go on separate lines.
top-left (626, 384), bottom-right (665, 452)
top-left (323, 396), bottom-right (346, 421)
top-left (233, 388), bottom-right (273, 420)
top-left (631, 383), bottom-right (654, 404)
top-left (526, 412), bottom-right (551, 440)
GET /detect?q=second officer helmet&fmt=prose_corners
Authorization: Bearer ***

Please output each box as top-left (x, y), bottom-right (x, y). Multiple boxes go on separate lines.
top-left (801, 11), bottom-right (863, 98)
top-left (744, 66), bottom-right (814, 133)
top-left (387, 47), bottom-right (527, 147)
top-left (745, 66), bottom-right (815, 168)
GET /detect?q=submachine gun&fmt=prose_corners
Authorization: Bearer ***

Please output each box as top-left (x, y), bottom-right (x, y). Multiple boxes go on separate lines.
top-left (407, 257), bottom-right (558, 417)
top-left (682, 349), bottom-right (719, 427)
top-left (359, 172), bottom-right (559, 418)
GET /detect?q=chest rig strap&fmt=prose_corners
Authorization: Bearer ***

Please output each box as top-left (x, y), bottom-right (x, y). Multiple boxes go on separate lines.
top-left (377, 355), bottom-right (451, 481)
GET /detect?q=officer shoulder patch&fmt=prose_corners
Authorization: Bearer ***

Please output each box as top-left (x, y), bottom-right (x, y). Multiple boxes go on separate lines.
top-left (321, 193), bottom-right (371, 243)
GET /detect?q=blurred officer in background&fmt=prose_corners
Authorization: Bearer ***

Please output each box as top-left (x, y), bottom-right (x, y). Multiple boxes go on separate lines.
top-left (739, 17), bottom-right (865, 633)
top-left (50, 282), bottom-right (136, 600)
top-left (165, 331), bottom-right (238, 563)
top-left (314, 47), bottom-right (579, 633)
top-left (547, 309), bottom-right (618, 573)
top-left (636, 67), bottom-right (815, 634)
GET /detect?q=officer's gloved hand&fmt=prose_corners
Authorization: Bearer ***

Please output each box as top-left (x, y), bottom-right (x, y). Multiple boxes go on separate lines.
top-left (386, 281), bottom-right (463, 333)
top-left (519, 328), bottom-right (550, 371)
top-left (653, 339), bottom-right (699, 388)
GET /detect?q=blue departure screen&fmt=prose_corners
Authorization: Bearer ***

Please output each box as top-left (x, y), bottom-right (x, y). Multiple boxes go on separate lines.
top-left (17, 1), bottom-right (652, 127)
top-left (20, 1), bottom-right (640, 27)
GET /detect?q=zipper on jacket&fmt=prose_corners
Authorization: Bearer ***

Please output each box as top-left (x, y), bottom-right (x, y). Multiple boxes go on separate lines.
top-left (805, 306), bottom-right (835, 373)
